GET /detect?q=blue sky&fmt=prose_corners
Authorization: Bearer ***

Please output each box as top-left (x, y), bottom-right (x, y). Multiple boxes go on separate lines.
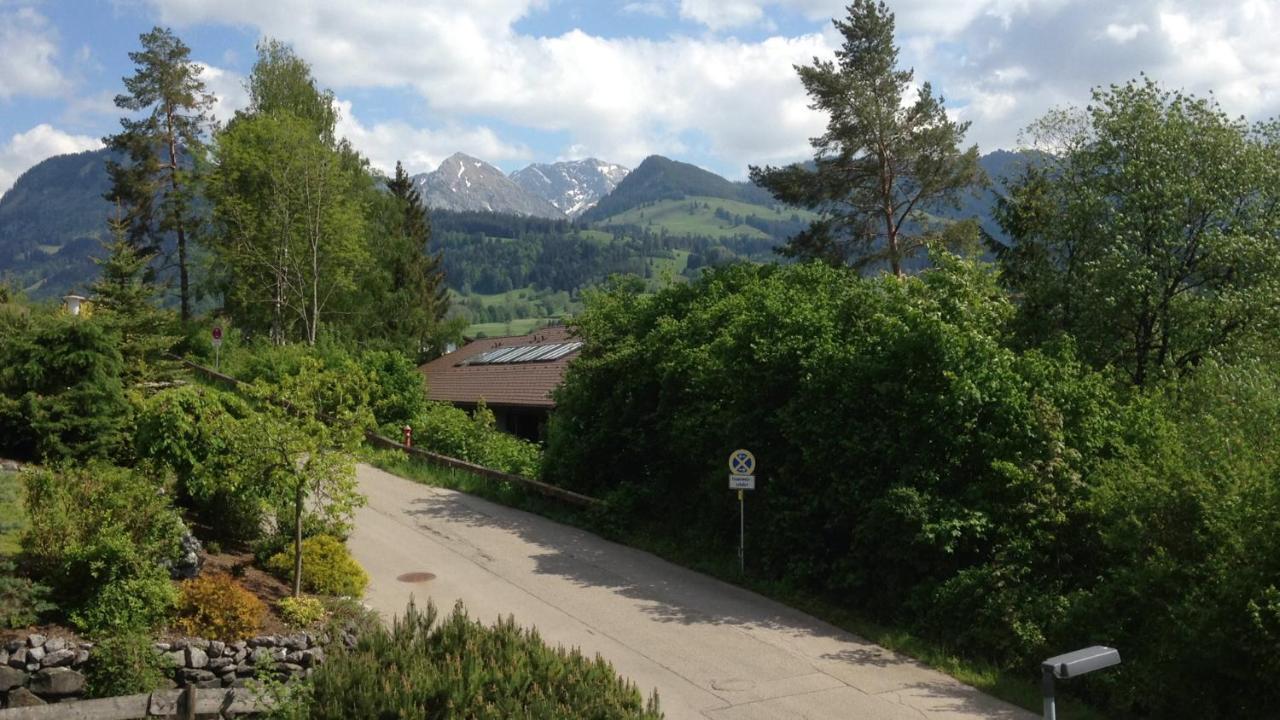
top-left (2, 0), bottom-right (1279, 196)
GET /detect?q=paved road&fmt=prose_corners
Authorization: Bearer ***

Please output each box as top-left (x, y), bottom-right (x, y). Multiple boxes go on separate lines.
top-left (348, 464), bottom-right (1036, 720)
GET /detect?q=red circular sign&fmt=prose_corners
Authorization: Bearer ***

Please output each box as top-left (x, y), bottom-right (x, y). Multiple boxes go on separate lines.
top-left (212, 326), bottom-right (222, 340)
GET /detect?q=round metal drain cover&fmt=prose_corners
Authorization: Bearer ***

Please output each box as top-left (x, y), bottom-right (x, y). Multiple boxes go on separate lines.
top-left (397, 572), bottom-right (436, 583)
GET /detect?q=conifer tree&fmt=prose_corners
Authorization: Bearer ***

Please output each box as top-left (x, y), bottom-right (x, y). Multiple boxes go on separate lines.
top-left (383, 161), bottom-right (450, 358)
top-left (105, 26), bottom-right (214, 321)
top-left (749, 1), bottom-right (983, 275)
top-left (88, 212), bottom-right (178, 384)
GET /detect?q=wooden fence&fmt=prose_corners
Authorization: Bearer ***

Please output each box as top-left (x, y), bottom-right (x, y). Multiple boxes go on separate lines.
top-left (0, 686), bottom-right (269, 719)
top-left (174, 357), bottom-right (603, 508)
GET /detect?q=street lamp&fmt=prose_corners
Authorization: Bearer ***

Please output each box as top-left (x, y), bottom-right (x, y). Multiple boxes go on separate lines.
top-left (1040, 646), bottom-right (1120, 720)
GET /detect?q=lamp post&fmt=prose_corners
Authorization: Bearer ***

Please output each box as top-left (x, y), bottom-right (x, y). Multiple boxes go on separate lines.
top-left (1040, 646), bottom-right (1120, 720)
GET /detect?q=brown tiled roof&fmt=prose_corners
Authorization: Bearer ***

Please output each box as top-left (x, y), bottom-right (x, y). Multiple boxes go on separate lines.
top-left (418, 325), bottom-right (579, 408)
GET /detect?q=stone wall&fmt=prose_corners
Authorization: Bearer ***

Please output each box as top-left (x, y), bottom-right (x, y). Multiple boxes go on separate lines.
top-left (0, 630), bottom-right (353, 709)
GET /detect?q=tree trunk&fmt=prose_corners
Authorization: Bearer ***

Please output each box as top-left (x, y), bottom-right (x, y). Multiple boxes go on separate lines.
top-left (293, 483), bottom-right (304, 598)
top-left (164, 108), bottom-right (191, 321)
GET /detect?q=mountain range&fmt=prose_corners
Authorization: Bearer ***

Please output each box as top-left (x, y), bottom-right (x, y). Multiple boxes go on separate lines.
top-left (0, 147), bottom-right (1029, 299)
top-left (413, 153), bottom-right (628, 219)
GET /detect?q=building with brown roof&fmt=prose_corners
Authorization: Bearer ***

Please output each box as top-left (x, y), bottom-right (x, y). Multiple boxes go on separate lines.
top-left (417, 325), bottom-right (582, 440)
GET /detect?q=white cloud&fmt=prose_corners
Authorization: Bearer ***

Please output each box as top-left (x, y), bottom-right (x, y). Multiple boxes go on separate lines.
top-left (194, 62), bottom-right (250, 125)
top-left (0, 7), bottom-right (69, 100)
top-left (622, 1), bottom-right (668, 18)
top-left (1105, 22), bottom-right (1149, 43)
top-left (0, 124), bottom-right (102, 198)
top-left (679, 0), bottom-right (766, 29)
top-left (332, 99), bottom-right (531, 176)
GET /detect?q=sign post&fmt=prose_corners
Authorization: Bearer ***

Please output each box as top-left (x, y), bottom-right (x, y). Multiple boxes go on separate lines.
top-left (728, 449), bottom-right (756, 574)
top-left (211, 326), bottom-right (223, 371)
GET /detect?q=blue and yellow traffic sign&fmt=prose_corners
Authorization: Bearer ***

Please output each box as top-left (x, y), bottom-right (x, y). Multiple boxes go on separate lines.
top-left (729, 449), bottom-right (756, 476)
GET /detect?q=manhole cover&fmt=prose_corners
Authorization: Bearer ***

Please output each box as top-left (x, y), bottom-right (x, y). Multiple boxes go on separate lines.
top-left (397, 572), bottom-right (436, 583)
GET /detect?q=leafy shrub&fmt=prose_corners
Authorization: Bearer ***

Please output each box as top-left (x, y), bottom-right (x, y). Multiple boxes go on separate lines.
top-left (407, 400), bottom-right (541, 476)
top-left (22, 463), bottom-right (186, 634)
top-left (266, 535), bottom-right (368, 597)
top-left (174, 572), bottom-right (266, 640)
top-left (277, 596), bottom-right (326, 628)
top-left (69, 566), bottom-right (178, 634)
top-left (85, 632), bottom-right (174, 698)
top-left (304, 600), bottom-right (662, 719)
top-left (0, 560), bottom-right (53, 628)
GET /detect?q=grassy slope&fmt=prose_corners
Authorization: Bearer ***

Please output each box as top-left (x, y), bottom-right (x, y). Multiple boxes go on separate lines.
top-left (598, 196), bottom-right (809, 239)
top-left (362, 448), bottom-right (1107, 720)
top-left (0, 470), bottom-right (25, 557)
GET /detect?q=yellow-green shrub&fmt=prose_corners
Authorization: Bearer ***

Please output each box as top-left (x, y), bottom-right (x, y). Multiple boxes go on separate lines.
top-left (266, 535), bottom-right (368, 597)
top-left (175, 572), bottom-right (265, 640)
top-left (277, 596), bottom-right (326, 628)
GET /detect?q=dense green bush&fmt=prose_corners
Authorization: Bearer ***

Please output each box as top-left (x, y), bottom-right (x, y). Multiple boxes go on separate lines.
top-left (277, 596), bottom-right (326, 628)
top-left (266, 535), bottom-right (368, 597)
top-left (135, 385), bottom-right (267, 541)
top-left (0, 311), bottom-right (131, 462)
top-left (408, 400), bottom-right (542, 476)
top-left (304, 600), bottom-right (661, 719)
top-left (85, 632), bottom-right (174, 698)
top-left (0, 559), bottom-right (53, 628)
top-left (22, 463), bottom-right (185, 633)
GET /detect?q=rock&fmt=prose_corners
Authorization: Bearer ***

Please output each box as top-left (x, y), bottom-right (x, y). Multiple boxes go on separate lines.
top-left (234, 664), bottom-right (256, 678)
top-left (285, 651), bottom-right (304, 665)
top-left (72, 651), bottom-right (89, 666)
top-left (231, 640), bottom-right (247, 652)
top-left (179, 668), bottom-right (215, 684)
top-left (186, 646), bottom-right (208, 669)
top-left (208, 641), bottom-right (225, 657)
top-left (167, 650), bottom-right (185, 668)
top-left (0, 650), bottom-right (7, 666)
top-left (8, 648), bottom-right (26, 668)
top-left (25, 663), bottom-right (39, 673)
top-left (167, 529), bottom-right (203, 580)
top-left (248, 635), bottom-right (276, 648)
top-left (29, 668), bottom-right (85, 696)
top-left (188, 638), bottom-right (209, 651)
top-left (301, 648), bottom-right (324, 668)
top-left (25, 646), bottom-right (44, 663)
top-left (229, 677), bottom-right (252, 688)
top-left (232, 647), bottom-right (248, 663)
top-left (283, 634), bottom-right (308, 651)
top-left (40, 649), bottom-right (76, 668)
top-left (4, 641), bottom-right (21, 653)
top-left (341, 631), bottom-right (358, 650)
top-left (153, 642), bottom-right (171, 652)
top-left (275, 662), bottom-right (304, 676)
top-left (0, 665), bottom-right (26, 690)
top-left (42, 638), bottom-right (65, 653)
top-left (169, 639), bottom-right (188, 651)
top-left (220, 673), bottom-right (236, 687)
top-left (207, 657), bottom-right (233, 672)
top-left (26, 634), bottom-right (46, 649)
top-left (5, 687), bottom-right (45, 708)
top-left (194, 677), bottom-right (221, 689)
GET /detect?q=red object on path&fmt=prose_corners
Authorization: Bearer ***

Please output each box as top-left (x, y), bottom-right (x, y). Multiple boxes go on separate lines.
top-left (402, 425), bottom-right (413, 448)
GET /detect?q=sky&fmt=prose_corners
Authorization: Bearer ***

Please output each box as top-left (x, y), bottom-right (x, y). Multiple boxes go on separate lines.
top-left (2, 0), bottom-right (1279, 197)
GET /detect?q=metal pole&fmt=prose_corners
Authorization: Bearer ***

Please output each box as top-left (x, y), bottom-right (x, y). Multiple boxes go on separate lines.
top-left (1042, 666), bottom-right (1056, 720)
top-left (215, 343), bottom-right (221, 372)
top-left (738, 489), bottom-right (744, 574)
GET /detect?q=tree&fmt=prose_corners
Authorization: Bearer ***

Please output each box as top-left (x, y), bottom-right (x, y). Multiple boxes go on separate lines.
top-left (997, 78), bottom-right (1280, 386)
top-left (237, 360), bottom-right (368, 597)
top-left (207, 112), bottom-right (368, 345)
top-left (242, 38), bottom-right (338, 144)
top-left (374, 162), bottom-right (450, 359)
top-left (87, 211), bottom-right (178, 384)
top-left (105, 27), bottom-right (214, 321)
top-left (749, 1), bottom-right (983, 275)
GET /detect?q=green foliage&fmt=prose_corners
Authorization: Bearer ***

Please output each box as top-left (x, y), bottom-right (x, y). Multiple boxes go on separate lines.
top-left (582, 154), bottom-right (771, 222)
top-left (0, 559), bottom-right (54, 628)
top-left (68, 565), bottom-right (179, 635)
top-left (266, 535), bottom-right (368, 598)
top-left (303, 600), bottom-right (661, 719)
top-left (750, 1), bottom-right (983, 274)
top-left (84, 632), bottom-right (174, 698)
top-left (0, 310), bottom-right (130, 462)
top-left (175, 572), bottom-right (266, 640)
top-left (408, 400), bottom-right (542, 476)
top-left (277, 595), bottom-right (326, 628)
top-left (21, 462), bottom-right (184, 633)
top-left (997, 79), bottom-right (1280, 386)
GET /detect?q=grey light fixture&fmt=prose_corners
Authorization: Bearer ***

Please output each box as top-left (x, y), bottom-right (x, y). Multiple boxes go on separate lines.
top-left (1041, 646), bottom-right (1120, 720)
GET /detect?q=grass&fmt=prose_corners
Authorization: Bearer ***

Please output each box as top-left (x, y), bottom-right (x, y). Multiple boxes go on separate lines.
top-left (600, 195), bottom-right (815, 240)
top-left (361, 447), bottom-right (1108, 720)
top-left (0, 469), bottom-right (25, 557)
top-left (466, 318), bottom-right (557, 338)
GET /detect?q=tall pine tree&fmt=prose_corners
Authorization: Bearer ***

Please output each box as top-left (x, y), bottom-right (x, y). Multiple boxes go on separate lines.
top-left (105, 26), bottom-right (213, 321)
top-left (383, 161), bottom-right (450, 359)
top-left (749, 1), bottom-right (983, 275)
